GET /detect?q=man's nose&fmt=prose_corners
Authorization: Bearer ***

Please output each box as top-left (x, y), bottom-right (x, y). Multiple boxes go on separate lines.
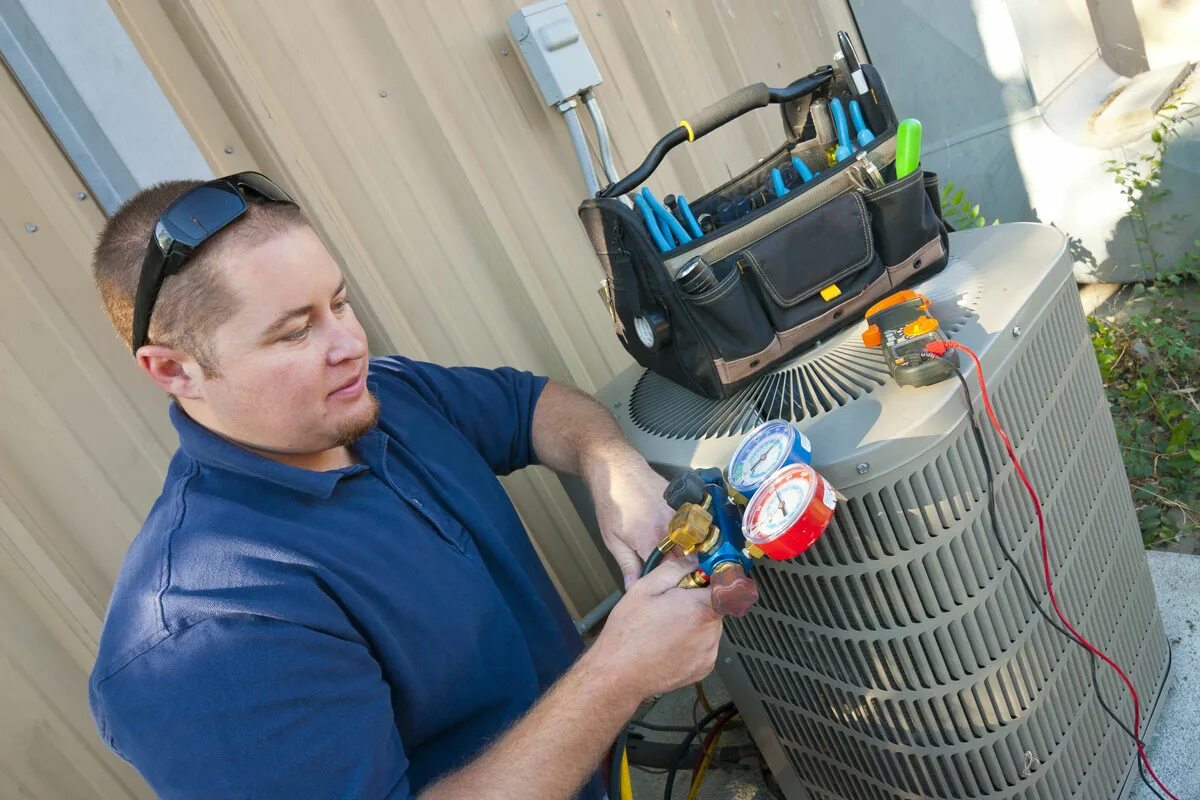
top-left (327, 316), bottom-right (366, 363)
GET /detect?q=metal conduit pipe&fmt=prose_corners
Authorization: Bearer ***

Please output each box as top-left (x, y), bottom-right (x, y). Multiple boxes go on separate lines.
top-left (557, 98), bottom-right (599, 197)
top-left (581, 89), bottom-right (619, 185)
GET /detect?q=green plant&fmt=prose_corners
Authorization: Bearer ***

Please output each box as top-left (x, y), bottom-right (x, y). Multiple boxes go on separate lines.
top-left (940, 182), bottom-right (999, 230)
top-left (1089, 298), bottom-right (1200, 546)
top-left (1091, 98), bottom-right (1200, 547)
top-left (939, 111), bottom-right (1200, 548)
top-left (1104, 101), bottom-right (1198, 277)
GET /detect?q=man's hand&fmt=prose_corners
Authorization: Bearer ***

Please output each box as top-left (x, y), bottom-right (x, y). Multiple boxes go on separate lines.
top-left (591, 559), bottom-right (724, 696)
top-left (530, 381), bottom-right (679, 588)
top-left (583, 447), bottom-right (674, 589)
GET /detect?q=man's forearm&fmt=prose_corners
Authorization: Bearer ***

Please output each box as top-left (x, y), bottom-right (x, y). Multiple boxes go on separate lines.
top-left (531, 381), bottom-right (641, 480)
top-left (419, 646), bottom-right (638, 800)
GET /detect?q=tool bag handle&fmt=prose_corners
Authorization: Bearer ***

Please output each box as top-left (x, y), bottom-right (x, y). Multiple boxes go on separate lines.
top-left (597, 67), bottom-right (833, 199)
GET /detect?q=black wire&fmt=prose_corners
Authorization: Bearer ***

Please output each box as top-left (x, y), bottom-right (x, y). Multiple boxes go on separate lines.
top-left (941, 360), bottom-right (1169, 800)
top-left (630, 718), bottom-right (710, 734)
top-left (662, 702), bottom-right (736, 800)
top-left (642, 548), bottom-right (665, 576)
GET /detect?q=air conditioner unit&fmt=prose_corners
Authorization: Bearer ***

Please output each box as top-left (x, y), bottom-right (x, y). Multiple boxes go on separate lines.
top-left (588, 223), bottom-right (1172, 799)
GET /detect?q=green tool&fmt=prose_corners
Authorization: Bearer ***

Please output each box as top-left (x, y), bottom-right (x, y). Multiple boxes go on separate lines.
top-left (894, 118), bottom-right (922, 179)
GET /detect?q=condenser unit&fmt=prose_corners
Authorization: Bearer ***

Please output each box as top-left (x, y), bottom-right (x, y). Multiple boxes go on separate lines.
top-left (589, 223), bottom-right (1172, 799)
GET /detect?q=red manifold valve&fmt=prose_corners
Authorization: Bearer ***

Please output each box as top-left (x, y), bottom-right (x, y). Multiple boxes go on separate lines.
top-left (741, 462), bottom-right (836, 560)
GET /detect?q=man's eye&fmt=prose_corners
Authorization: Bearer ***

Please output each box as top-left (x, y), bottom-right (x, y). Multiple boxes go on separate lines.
top-left (333, 298), bottom-right (349, 313)
top-left (283, 324), bottom-right (311, 342)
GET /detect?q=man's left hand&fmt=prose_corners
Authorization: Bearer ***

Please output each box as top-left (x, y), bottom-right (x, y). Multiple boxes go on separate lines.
top-left (584, 450), bottom-right (674, 589)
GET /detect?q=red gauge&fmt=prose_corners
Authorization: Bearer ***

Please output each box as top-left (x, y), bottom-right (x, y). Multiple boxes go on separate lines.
top-left (742, 463), bottom-right (836, 559)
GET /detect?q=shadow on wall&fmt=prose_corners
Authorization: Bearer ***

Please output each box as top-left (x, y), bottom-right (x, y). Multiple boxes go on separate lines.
top-left (848, 0), bottom-right (1200, 284)
top-left (847, 0), bottom-right (1036, 226)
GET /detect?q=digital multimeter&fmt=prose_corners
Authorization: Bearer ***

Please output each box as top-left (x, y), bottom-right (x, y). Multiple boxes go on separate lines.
top-left (861, 290), bottom-right (958, 387)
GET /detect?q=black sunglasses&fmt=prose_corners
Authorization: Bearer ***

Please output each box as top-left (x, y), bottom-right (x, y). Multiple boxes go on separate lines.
top-left (131, 171), bottom-right (296, 353)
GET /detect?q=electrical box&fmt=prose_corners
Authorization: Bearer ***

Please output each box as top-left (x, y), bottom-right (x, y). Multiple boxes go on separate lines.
top-left (507, 0), bottom-right (602, 107)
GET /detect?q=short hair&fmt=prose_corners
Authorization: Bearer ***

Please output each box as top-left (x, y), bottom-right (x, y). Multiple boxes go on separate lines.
top-left (92, 179), bottom-right (311, 375)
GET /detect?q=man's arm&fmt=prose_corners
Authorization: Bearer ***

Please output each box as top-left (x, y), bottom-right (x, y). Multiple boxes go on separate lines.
top-left (531, 381), bottom-right (674, 587)
top-left (530, 380), bottom-right (638, 476)
top-left (95, 566), bottom-right (721, 800)
top-left (421, 559), bottom-right (720, 800)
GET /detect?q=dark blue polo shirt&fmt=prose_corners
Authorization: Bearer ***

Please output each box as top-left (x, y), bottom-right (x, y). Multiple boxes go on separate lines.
top-left (89, 356), bottom-right (604, 799)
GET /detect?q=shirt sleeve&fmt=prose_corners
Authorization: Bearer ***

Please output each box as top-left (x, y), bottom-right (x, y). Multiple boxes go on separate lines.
top-left (91, 615), bottom-right (413, 800)
top-left (371, 356), bottom-right (549, 475)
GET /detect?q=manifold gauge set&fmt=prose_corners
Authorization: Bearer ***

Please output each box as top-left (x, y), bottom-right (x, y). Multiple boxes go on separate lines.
top-left (654, 419), bottom-right (836, 618)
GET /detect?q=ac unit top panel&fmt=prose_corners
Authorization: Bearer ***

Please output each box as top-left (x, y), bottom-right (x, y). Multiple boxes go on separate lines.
top-left (597, 223), bottom-right (1071, 491)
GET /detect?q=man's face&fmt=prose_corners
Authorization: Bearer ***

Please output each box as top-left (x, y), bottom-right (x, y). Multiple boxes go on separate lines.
top-left (188, 225), bottom-right (377, 455)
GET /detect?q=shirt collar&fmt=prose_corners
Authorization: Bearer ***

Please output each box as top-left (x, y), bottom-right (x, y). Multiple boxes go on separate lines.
top-left (170, 403), bottom-right (379, 499)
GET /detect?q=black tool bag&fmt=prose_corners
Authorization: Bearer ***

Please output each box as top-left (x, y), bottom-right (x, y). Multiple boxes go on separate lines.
top-left (580, 69), bottom-right (950, 400)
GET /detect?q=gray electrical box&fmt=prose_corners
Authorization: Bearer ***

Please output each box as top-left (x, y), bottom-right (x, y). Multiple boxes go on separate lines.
top-left (507, 0), bottom-right (602, 107)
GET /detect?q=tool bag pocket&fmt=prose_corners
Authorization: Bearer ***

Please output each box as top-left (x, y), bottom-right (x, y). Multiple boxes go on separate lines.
top-left (677, 259), bottom-right (776, 365)
top-left (736, 191), bottom-right (883, 332)
top-left (863, 169), bottom-right (949, 284)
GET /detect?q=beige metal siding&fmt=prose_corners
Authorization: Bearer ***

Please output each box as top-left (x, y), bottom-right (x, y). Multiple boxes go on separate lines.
top-left (2, 1), bottom-right (853, 795)
top-left (0, 60), bottom-right (160, 798)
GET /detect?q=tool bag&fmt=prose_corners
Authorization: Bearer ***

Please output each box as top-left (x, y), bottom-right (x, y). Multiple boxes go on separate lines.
top-left (579, 70), bottom-right (950, 400)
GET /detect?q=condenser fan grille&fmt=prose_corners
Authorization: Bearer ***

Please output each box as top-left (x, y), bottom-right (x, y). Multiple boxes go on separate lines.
top-left (629, 258), bottom-right (981, 440)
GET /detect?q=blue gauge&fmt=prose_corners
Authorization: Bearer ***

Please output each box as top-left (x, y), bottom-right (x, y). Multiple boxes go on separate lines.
top-left (727, 420), bottom-right (813, 497)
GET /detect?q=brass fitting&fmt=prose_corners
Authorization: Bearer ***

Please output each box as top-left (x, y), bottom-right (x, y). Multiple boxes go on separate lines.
top-left (664, 498), bottom-right (721, 556)
top-left (676, 569), bottom-right (711, 589)
top-left (742, 543), bottom-right (766, 560)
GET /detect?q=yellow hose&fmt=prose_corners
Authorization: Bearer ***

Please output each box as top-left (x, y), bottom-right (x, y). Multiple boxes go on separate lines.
top-left (685, 729), bottom-right (721, 800)
top-left (619, 747), bottom-right (633, 800)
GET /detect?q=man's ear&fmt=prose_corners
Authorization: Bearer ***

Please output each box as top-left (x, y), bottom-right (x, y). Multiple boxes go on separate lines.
top-left (136, 345), bottom-right (205, 399)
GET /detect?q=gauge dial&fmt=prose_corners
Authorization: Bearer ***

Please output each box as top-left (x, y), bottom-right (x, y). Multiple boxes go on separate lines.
top-left (727, 421), bottom-right (812, 496)
top-left (742, 463), bottom-right (836, 559)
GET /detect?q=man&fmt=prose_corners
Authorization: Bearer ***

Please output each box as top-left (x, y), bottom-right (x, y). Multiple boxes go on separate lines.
top-left (87, 173), bottom-right (722, 799)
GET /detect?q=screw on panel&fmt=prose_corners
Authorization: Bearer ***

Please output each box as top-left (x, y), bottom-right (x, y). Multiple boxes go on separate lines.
top-left (856, 463), bottom-right (869, 474)
top-left (379, 90), bottom-right (388, 97)
top-left (500, 48), bottom-right (509, 56)
top-left (25, 224), bottom-right (38, 233)
top-left (76, 192), bottom-right (87, 200)
top-left (723, 656), bottom-right (732, 664)
top-left (224, 146), bottom-right (234, 154)
top-left (1012, 326), bottom-right (1022, 337)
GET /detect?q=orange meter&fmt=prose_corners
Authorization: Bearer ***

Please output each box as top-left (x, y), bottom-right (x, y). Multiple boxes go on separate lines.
top-left (861, 290), bottom-right (957, 387)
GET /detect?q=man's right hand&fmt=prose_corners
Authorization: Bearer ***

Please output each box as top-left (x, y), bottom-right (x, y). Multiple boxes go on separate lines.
top-left (591, 559), bottom-right (724, 701)
top-left (421, 560), bottom-right (724, 799)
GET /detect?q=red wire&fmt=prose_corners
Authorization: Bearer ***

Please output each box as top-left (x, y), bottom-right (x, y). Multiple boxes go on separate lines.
top-left (925, 340), bottom-right (1178, 800)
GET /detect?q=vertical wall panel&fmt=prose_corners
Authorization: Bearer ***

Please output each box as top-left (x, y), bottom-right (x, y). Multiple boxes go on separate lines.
top-left (0, 59), bottom-right (159, 799)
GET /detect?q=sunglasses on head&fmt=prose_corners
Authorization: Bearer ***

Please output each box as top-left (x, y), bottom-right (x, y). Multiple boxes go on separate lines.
top-left (131, 171), bottom-right (296, 353)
